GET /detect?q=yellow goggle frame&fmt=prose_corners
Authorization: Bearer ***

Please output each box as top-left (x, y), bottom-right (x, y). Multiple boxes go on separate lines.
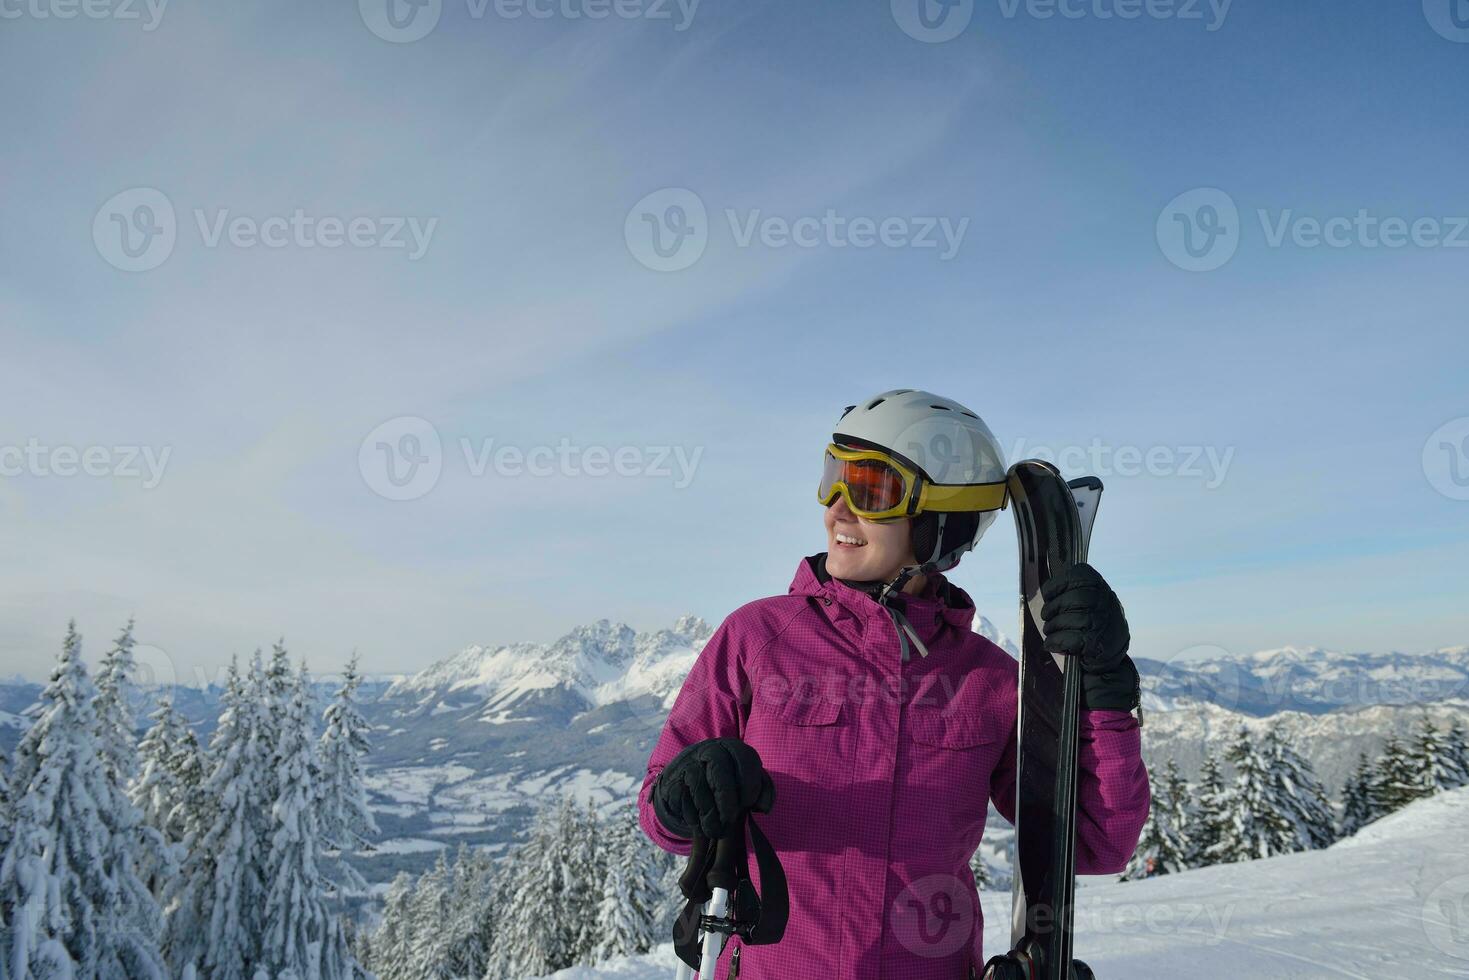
top-left (817, 442), bottom-right (1009, 522)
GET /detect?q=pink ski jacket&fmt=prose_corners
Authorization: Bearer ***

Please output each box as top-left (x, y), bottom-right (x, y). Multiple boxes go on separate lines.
top-left (639, 554), bottom-right (1149, 980)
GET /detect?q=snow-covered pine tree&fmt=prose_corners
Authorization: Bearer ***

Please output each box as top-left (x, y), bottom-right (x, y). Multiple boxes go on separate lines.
top-left (262, 663), bottom-right (358, 980)
top-left (92, 619), bottom-right (173, 966)
top-left (0, 621), bottom-right (167, 979)
top-left (261, 640), bottom-right (295, 807)
top-left (481, 797), bottom-right (590, 977)
top-left (1124, 758), bottom-right (1192, 879)
top-left (316, 653), bottom-right (379, 895)
top-left (569, 800), bottom-right (603, 964)
top-left (1262, 727), bottom-right (1337, 850)
top-left (1410, 714), bottom-right (1461, 795)
top-left (94, 618), bottom-right (141, 787)
top-left (1162, 758), bottom-right (1192, 865)
top-left (0, 743), bottom-right (12, 859)
top-left (167, 652), bottom-right (274, 980)
top-left (1338, 751), bottom-right (1377, 837)
top-left (1445, 719), bottom-right (1469, 788)
top-left (1188, 750), bottom-right (1228, 868)
top-left (406, 848), bottom-right (454, 980)
top-left (130, 694), bottom-right (208, 860)
top-left (440, 844), bottom-right (497, 980)
top-left (363, 872), bottom-right (416, 980)
top-left (1207, 726), bottom-right (1297, 864)
top-left (592, 805), bottom-right (658, 962)
top-left (1371, 734), bottom-right (1422, 815)
top-left (968, 846), bottom-right (993, 891)
top-left (1123, 806), bottom-right (1160, 881)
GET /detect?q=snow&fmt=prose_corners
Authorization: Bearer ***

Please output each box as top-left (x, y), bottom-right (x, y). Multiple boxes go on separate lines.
top-left (384, 617), bottom-right (715, 722)
top-left (362, 837), bottom-right (447, 855)
top-left (368, 802), bottom-right (417, 818)
top-left (364, 763), bottom-right (477, 803)
top-left (535, 787), bottom-right (1469, 978)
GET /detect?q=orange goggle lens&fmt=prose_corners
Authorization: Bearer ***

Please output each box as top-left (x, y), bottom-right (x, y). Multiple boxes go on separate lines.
top-left (819, 450), bottom-right (908, 515)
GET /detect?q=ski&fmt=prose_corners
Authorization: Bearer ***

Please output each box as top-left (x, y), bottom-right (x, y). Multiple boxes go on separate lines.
top-left (983, 461), bottom-right (1102, 980)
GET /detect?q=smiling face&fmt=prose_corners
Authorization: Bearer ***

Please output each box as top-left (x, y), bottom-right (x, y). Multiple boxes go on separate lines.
top-left (823, 494), bottom-right (919, 584)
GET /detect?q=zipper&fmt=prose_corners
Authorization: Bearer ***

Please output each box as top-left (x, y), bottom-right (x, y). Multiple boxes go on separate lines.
top-left (729, 943), bottom-right (741, 978)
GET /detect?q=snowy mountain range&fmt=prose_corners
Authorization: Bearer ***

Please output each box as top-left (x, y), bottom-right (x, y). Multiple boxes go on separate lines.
top-left (1135, 643), bottom-right (1469, 715)
top-left (1, 614), bottom-right (1464, 887)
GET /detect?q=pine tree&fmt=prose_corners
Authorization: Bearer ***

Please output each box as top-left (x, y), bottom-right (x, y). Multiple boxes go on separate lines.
top-left (1188, 750), bottom-right (1229, 867)
top-left (364, 872), bottom-right (417, 980)
top-left (482, 798), bottom-right (593, 977)
top-left (1444, 719), bottom-right (1469, 788)
top-left (0, 621), bottom-right (167, 979)
top-left (262, 663), bottom-right (357, 980)
top-left (1262, 727), bottom-right (1337, 850)
top-left (0, 743), bottom-right (12, 859)
top-left (568, 800), bottom-right (603, 963)
top-left (94, 618), bottom-right (141, 788)
top-left (1338, 751), bottom-right (1378, 837)
top-left (130, 695), bottom-right (207, 853)
top-left (92, 619), bottom-right (172, 970)
top-left (1410, 714), bottom-right (1461, 794)
top-left (440, 844), bottom-right (497, 980)
top-left (317, 654), bottom-right (379, 894)
top-left (261, 640), bottom-right (296, 808)
top-left (969, 846), bottom-right (993, 890)
top-left (1371, 734), bottom-right (1422, 815)
top-left (1207, 726), bottom-right (1297, 863)
top-left (592, 806), bottom-right (659, 962)
top-left (167, 652), bottom-right (274, 980)
top-left (1124, 758), bottom-right (1192, 879)
top-left (407, 849), bottom-right (455, 980)
top-left (1123, 806), bottom-right (1162, 880)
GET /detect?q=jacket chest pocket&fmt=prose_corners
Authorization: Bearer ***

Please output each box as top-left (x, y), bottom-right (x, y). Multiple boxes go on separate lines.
top-left (906, 706), bottom-right (1002, 793)
top-left (746, 692), bottom-right (849, 777)
top-left (778, 696), bottom-right (844, 727)
top-left (908, 706), bottom-right (991, 749)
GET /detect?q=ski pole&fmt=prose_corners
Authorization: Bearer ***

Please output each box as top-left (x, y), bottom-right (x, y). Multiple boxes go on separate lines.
top-left (673, 824), bottom-right (742, 978)
top-left (672, 880), bottom-right (729, 980)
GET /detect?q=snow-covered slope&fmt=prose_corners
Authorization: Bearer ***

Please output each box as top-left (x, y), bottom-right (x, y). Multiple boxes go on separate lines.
top-left (539, 787), bottom-right (1469, 978)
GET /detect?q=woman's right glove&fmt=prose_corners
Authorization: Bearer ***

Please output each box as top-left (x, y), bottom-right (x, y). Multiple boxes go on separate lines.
top-left (652, 737), bottom-right (775, 840)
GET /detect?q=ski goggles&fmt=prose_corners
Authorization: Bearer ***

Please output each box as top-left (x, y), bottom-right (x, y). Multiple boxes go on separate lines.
top-left (817, 442), bottom-right (1009, 522)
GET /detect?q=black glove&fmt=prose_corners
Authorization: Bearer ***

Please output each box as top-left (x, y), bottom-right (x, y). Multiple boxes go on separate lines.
top-left (653, 737), bottom-right (775, 840)
top-left (1039, 562), bottom-right (1139, 711)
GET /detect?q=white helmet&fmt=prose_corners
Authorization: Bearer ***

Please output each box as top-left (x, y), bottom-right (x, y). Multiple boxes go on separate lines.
top-left (832, 388), bottom-right (1007, 572)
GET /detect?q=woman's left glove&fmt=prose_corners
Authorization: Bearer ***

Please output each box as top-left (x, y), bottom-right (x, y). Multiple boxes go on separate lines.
top-left (1039, 562), bottom-right (1140, 711)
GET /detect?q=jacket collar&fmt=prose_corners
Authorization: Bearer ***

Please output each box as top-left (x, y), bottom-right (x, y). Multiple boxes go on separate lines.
top-left (787, 553), bottom-right (977, 639)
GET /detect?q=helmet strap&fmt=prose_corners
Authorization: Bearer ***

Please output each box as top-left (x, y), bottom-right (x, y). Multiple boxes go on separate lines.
top-left (927, 512), bottom-right (948, 565)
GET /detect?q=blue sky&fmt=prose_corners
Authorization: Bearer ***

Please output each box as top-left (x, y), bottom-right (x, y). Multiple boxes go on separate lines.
top-left (2, 0), bottom-right (1467, 683)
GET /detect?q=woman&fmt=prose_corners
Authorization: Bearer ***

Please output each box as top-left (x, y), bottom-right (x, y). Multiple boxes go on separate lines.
top-left (639, 389), bottom-right (1149, 980)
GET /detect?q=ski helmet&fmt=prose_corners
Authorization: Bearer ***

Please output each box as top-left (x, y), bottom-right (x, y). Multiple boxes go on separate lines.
top-left (829, 388), bottom-right (1007, 572)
